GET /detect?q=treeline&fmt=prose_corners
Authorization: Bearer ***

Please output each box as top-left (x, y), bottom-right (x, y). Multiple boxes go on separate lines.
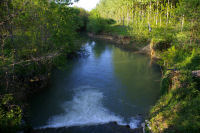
top-left (0, 0), bottom-right (200, 132)
top-left (0, 0), bottom-right (88, 132)
top-left (94, 0), bottom-right (199, 41)
top-left (90, 0), bottom-right (200, 70)
top-left (89, 0), bottom-right (200, 132)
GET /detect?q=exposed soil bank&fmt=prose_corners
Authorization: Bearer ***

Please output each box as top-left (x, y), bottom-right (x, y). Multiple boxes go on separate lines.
top-left (88, 33), bottom-right (139, 51)
top-left (88, 33), bottom-right (153, 56)
top-left (88, 33), bottom-right (132, 44)
top-left (31, 122), bottom-right (143, 133)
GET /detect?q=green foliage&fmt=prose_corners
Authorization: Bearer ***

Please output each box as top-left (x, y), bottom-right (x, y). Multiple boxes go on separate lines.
top-left (0, 0), bottom-right (199, 132)
top-left (73, 7), bottom-right (89, 31)
top-left (93, 0), bottom-right (200, 44)
top-left (149, 71), bottom-right (200, 133)
top-left (92, 1), bottom-right (200, 132)
top-left (87, 10), bottom-right (116, 34)
top-left (0, 94), bottom-right (22, 132)
top-left (106, 24), bottom-right (130, 36)
top-left (177, 48), bottom-right (200, 70)
top-left (160, 45), bottom-right (200, 70)
top-left (0, 0), bottom-right (87, 131)
top-left (0, 0), bottom-right (86, 88)
top-left (160, 70), bottom-right (172, 94)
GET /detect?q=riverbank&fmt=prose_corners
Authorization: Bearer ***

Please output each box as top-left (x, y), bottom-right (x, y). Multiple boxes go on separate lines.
top-left (0, 1), bottom-right (90, 132)
top-left (88, 31), bottom-right (200, 132)
top-left (28, 36), bottom-right (162, 133)
top-left (87, 0), bottom-right (200, 130)
top-left (88, 33), bottom-right (132, 45)
top-left (88, 32), bottom-right (152, 55)
top-left (148, 70), bottom-right (200, 132)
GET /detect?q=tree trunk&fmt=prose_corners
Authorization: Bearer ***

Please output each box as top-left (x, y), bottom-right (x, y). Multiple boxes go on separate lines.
top-left (181, 15), bottom-right (185, 32)
top-left (127, 9), bottom-right (130, 25)
top-left (166, 0), bottom-right (170, 25)
top-left (148, 1), bottom-right (152, 25)
top-left (160, 13), bottom-right (162, 27)
top-left (156, 0), bottom-right (159, 26)
top-left (123, 16), bottom-right (125, 26)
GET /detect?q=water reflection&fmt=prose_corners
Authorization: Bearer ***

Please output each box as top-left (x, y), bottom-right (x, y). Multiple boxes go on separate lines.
top-left (112, 48), bottom-right (161, 111)
top-left (29, 37), bottom-right (161, 131)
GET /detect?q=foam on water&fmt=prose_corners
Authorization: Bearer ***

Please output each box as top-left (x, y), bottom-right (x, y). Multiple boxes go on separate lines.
top-left (42, 86), bottom-right (140, 129)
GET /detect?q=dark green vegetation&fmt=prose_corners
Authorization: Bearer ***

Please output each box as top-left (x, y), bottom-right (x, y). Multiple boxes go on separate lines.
top-left (88, 0), bottom-right (200, 132)
top-left (0, 94), bottom-right (22, 132)
top-left (0, 0), bottom-right (88, 132)
top-left (1, 0), bottom-right (200, 132)
top-left (149, 70), bottom-right (200, 132)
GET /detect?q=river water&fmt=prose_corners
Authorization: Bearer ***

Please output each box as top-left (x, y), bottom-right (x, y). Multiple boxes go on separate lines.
top-left (29, 37), bottom-right (161, 132)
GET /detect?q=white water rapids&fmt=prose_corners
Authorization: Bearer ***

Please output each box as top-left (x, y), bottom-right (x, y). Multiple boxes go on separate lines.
top-left (42, 86), bottom-right (141, 129)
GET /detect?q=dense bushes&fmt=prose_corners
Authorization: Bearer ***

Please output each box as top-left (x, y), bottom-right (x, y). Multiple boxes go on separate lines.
top-left (0, 0), bottom-right (87, 88)
top-left (0, 94), bottom-right (22, 133)
top-left (87, 9), bottom-right (116, 34)
top-left (0, 0), bottom-right (87, 131)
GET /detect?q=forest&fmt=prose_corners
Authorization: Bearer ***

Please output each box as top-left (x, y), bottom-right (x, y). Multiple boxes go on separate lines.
top-left (0, 0), bottom-right (200, 133)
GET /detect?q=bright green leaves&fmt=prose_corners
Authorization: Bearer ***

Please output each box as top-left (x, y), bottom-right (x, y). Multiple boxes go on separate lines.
top-left (1, 0), bottom-right (84, 70)
top-left (87, 10), bottom-right (116, 34)
top-left (149, 70), bottom-right (200, 133)
top-left (0, 94), bottom-right (22, 132)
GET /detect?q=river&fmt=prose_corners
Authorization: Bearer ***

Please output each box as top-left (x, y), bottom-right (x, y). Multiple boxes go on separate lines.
top-left (29, 37), bottom-right (161, 133)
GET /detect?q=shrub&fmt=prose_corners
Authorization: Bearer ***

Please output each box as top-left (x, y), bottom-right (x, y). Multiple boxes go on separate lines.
top-left (0, 94), bottom-right (22, 132)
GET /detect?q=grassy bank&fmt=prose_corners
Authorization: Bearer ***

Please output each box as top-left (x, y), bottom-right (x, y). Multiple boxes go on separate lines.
top-left (1, 0), bottom-right (199, 132)
top-left (147, 44), bottom-right (200, 132)
top-left (148, 70), bottom-right (200, 132)
top-left (88, 27), bottom-right (200, 132)
top-left (87, 23), bottom-right (200, 132)
top-left (86, 0), bottom-right (200, 132)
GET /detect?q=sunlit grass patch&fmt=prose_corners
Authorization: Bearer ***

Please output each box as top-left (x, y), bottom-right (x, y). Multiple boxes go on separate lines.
top-left (149, 71), bottom-right (200, 133)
